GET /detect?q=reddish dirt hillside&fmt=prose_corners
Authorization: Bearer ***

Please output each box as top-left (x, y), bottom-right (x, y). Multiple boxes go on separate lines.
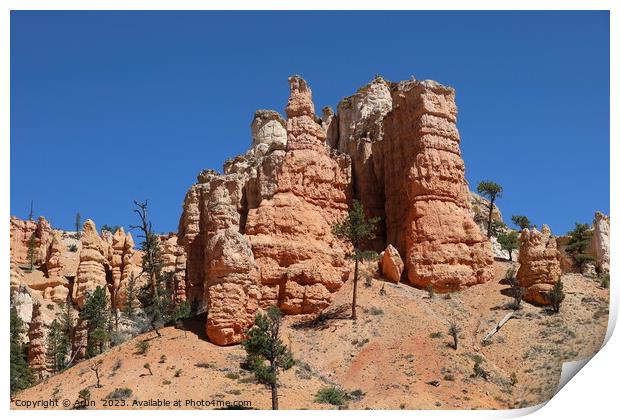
top-left (12, 261), bottom-right (608, 410)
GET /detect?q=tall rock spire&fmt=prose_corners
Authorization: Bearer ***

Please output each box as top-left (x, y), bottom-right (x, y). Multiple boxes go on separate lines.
top-left (284, 76), bottom-right (327, 152)
top-left (383, 80), bottom-right (494, 291)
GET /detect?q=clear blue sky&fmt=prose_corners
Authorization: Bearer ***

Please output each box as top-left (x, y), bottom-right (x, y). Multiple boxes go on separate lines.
top-left (10, 11), bottom-right (609, 235)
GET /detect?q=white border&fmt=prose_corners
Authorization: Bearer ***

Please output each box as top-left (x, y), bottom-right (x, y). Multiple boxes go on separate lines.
top-left (1, 2), bottom-right (616, 419)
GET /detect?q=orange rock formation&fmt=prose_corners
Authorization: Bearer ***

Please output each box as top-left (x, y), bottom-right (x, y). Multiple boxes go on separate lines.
top-left (177, 75), bottom-right (493, 344)
top-left (517, 225), bottom-right (562, 305)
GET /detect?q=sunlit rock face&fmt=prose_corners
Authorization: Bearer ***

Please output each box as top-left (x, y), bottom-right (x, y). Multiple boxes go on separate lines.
top-left (10, 216), bottom-right (52, 266)
top-left (382, 80), bottom-right (493, 292)
top-left (517, 225), bottom-right (562, 305)
top-left (591, 211), bottom-right (610, 274)
top-left (74, 220), bottom-right (110, 309)
top-left (178, 75), bottom-right (494, 345)
top-left (246, 76), bottom-right (352, 317)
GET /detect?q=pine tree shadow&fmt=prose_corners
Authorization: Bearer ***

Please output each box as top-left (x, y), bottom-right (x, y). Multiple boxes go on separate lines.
top-left (291, 305), bottom-right (351, 330)
top-left (175, 312), bottom-right (208, 340)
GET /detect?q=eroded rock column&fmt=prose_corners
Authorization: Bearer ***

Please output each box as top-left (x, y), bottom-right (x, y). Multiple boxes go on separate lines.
top-left (517, 225), bottom-right (562, 305)
top-left (74, 220), bottom-right (110, 309)
top-left (245, 76), bottom-right (352, 314)
top-left (27, 301), bottom-right (47, 377)
top-left (383, 80), bottom-right (493, 291)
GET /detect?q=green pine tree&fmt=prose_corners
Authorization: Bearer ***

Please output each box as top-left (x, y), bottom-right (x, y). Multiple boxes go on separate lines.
top-left (332, 200), bottom-right (380, 320)
top-left (10, 307), bottom-right (35, 395)
top-left (242, 306), bottom-right (294, 410)
top-left (137, 271), bottom-right (174, 338)
top-left (46, 319), bottom-right (67, 373)
top-left (477, 181), bottom-right (503, 238)
top-left (80, 286), bottom-right (112, 358)
top-left (27, 233), bottom-right (36, 272)
top-left (174, 300), bottom-right (192, 338)
top-left (510, 215), bottom-right (533, 231)
top-left (565, 223), bottom-right (596, 273)
top-left (497, 231), bottom-right (520, 261)
top-left (549, 280), bottom-right (565, 313)
top-left (123, 272), bottom-right (138, 319)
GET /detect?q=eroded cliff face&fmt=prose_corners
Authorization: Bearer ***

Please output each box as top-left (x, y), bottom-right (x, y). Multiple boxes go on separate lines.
top-left (177, 109), bottom-right (289, 344)
top-left (178, 75), bottom-right (493, 344)
top-left (326, 78), bottom-right (493, 290)
top-left (178, 77), bottom-right (351, 345)
top-left (73, 221), bottom-right (139, 310)
top-left (45, 231), bottom-right (64, 278)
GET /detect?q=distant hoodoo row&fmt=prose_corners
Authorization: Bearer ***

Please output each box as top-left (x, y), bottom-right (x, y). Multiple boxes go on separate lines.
top-left (178, 75), bottom-right (494, 345)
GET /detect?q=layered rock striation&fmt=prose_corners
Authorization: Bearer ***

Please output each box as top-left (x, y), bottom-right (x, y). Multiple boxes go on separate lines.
top-left (381, 80), bottom-right (493, 291)
top-left (178, 112), bottom-right (288, 344)
top-left (179, 76), bottom-right (351, 344)
top-left (327, 78), bottom-right (493, 291)
top-left (45, 231), bottom-right (64, 278)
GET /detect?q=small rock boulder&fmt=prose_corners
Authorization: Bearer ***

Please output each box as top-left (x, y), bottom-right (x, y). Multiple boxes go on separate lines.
top-left (379, 244), bottom-right (404, 283)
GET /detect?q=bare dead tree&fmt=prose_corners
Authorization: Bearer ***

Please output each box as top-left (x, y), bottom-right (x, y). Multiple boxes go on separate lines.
top-left (130, 200), bottom-right (170, 338)
top-left (90, 360), bottom-right (103, 388)
top-left (448, 320), bottom-right (461, 350)
top-left (130, 200), bottom-right (158, 300)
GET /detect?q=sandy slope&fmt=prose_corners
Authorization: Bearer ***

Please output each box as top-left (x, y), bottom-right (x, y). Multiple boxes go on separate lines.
top-left (12, 261), bottom-right (608, 410)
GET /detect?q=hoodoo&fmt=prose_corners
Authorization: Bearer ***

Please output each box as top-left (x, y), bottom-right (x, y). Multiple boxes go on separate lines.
top-left (178, 75), bottom-right (493, 345)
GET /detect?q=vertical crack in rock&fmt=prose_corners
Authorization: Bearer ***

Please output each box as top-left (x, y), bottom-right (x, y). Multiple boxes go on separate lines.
top-left (334, 76), bottom-right (392, 252)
